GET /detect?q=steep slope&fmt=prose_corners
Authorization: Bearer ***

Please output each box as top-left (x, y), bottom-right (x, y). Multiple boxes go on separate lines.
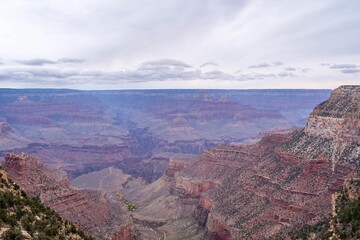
top-left (283, 85), bottom-right (360, 169)
top-left (2, 154), bottom-right (140, 240)
top-left (331, 178), bottom-right (360, 239)
top-left (287, 178), bottom-right (360, 239)
top-left (0, 118), bottom-right (30, 151)
top-left (0, 167), bottom-right (93, 240)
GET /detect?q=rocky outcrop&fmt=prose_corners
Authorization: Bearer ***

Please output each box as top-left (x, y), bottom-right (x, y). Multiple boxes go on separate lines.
top-left (329, 178), bottom-right (360, 239)
top-left (2, 153), bottom-right (140, 240)
top-left (111, 224), bottom-right (140, 240)
top-left (0, 168), bottom-right (93, 240)
top-left (165, 157), bottom-right (192, 178)
top-left (283, 85), bottom-right (360, 169)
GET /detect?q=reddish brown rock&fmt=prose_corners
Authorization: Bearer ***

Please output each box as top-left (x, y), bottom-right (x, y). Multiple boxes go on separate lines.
top-left (3, 153), bottom-right (140, 240)
top-left (165, 157), bottom-right (192, 178)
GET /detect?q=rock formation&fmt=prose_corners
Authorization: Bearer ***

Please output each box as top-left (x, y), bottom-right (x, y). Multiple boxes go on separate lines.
top-left (3, 153), bottom-right (140, 240)
top-left (283, 85), bottom-right (360, 170)
top-left (0, 167), bottom-right (93, 240)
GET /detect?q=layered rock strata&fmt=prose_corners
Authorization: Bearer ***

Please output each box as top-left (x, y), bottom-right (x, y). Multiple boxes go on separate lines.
top-left (3, 153), bottom-right (140, 240)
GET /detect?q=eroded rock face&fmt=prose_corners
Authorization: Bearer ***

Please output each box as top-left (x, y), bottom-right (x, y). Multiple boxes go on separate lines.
top-left (284, 85), bottom-right (360, 168)
top-left (3, 153), bottom-right (140, 240)
top-left (165, 157), bottom-right (192, 178)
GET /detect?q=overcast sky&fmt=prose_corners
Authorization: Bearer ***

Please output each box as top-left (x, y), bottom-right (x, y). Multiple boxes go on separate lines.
top-left (0, 0), bottom-right (360, 89)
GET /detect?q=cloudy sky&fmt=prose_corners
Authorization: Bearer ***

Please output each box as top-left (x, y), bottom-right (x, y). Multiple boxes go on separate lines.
top-left (0, 0), bottom-right (360, 89)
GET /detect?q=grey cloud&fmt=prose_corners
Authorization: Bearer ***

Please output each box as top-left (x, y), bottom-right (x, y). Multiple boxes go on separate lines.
top-left (248, 63), bottom-right (272, 69)
top-left (250, 73), bottom-right (277, 79)
top-left (273, 61), bottom-right (284, 66)
top-left (341, 68), bottom-right (360, 74)
top-left (201, 70), bottom-right (234, 80)
top-left (278, 71), bottom-right (296, 78)
top-left (248, 61), bottom-right (284, 69)
top-left (0, 59), bottom-right (300, 85)
top-left (15, 58), bottom-right (57, 66)
top-left (200, 61), bottom-right (219, 68)
top-left (0, 59), bottom-right (199, 83)
top-left (300, 68), bottom-right (312, 73)
top-left (236, 72), bottom-right (277, 81)
top-left (329, 64), bottom-right (359, 69)
top-left (57, 58), bottom-right (85, 64)
top-left (284, 67), bottom-right (296, 71)
top-left (140, 59), bottom-right (191, 69)
top-left (132, 59), bottom-right (198, 81)
top-left (323, 63), bottom-right (360, 74)
top-left (15, 58), bottom-right (85, 66)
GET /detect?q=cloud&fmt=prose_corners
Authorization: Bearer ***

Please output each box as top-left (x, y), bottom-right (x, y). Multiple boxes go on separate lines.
top-left (300, 68), bottom-right (312, 73)
top-left (1, 58), bottom-right (304, 85)
top-left (15, 58), bottom-right (57, 66)
top-left (278, 71), bottom-right (296, 78)
top-left (284, 67), bottom-right (296, 71)
top-left (273, 61), bottom-right (284, 66)
top-left (323, 63), bottom-right (360, 74)
top-left (201, 70), bottom-right (234, 80)
top-left (236, 72), bottom-right (277, 81)
top-left (139, 59), bottom-right (191, 69)
top-left (329, 64), bottom-right (359, 69)
top-left (248, 63), bottom-right (272, 69)
top-left (248, 61), bottom-right (284, 69)
top-left (200, 61), bottom-right (219, 68)
top-left (0, 59), bottom-right (200, 83)
top-left (57, 58), bottom-right (85, 64)
top-left (341, 69), bottom-right (360, 74)
top-left (15, 58), bottom-right (85, 66)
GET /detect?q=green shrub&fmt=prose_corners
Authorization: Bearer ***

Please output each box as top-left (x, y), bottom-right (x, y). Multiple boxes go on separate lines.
top-left (1, 227), bottom-right (24, 240)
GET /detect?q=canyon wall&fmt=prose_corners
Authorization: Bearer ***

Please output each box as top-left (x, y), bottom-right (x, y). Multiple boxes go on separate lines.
top-left (3, 153), bottom-right (140, 240)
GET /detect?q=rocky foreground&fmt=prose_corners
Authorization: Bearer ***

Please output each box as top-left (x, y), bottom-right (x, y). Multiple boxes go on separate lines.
top-left (0, 167), bottom-right (94, 239)
top-left (3, 153), bottom-right (140, 240)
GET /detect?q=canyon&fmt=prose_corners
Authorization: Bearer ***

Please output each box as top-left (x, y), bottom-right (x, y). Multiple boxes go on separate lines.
top-left (3, 87), bottom-right (359, 239)
top-left (71, 86), bottom-right (359, 239)
top-left (0, 89), bottom-right (330, 182)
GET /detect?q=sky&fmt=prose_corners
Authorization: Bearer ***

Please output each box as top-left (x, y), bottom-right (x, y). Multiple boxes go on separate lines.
top-left (0, 0), bottom-right (360, 89)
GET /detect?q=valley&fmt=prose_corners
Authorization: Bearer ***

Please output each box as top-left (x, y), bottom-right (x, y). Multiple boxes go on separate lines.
top-left (0, 89), bottom-right (330, 182)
